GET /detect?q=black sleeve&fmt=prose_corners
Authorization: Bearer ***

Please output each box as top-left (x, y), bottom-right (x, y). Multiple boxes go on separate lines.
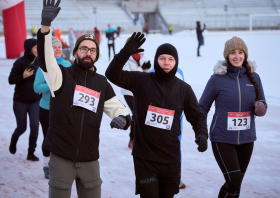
top-left (184, 86), bottom-right (208, 140)
top-left (105, 80), bottom-right (116, 101)
top-left (201, 26), bottom-right (206, 33)
top-left (37, 28), bottom-right (50, 72)
top-left (8, 60), bottom-right (25, 85)
top-left (105, 53), bottom-right (138, 92)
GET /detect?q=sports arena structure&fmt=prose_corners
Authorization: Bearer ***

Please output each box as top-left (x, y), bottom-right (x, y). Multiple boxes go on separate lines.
top-left (5, 0), bottom-right (280, 33)
top-left (0, 0), bottom-right (279, 58)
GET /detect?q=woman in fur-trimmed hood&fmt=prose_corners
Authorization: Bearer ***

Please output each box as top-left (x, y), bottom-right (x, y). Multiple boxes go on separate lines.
top-left (199, 36), bottom-right (267, 198)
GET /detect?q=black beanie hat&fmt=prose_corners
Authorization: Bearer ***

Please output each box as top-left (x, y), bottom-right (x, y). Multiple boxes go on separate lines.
top-left (154, 43), bottom-right (178, 81)
top-left (23, 38), bottom-right (37, 57)
top-left (73, 34), bottom-right (100, 61)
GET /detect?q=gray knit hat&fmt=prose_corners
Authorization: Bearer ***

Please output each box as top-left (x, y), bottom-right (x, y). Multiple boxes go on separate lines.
top-left (52, 37), bottom-right (62, 47)
top-left (73, 34), bottom-right (99, 61)
top-left (223, 36), bottom-right (248, 59)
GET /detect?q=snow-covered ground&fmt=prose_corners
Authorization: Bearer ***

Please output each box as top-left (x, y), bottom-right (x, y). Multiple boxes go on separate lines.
top-left (0, 30), bottom-right (279, 198)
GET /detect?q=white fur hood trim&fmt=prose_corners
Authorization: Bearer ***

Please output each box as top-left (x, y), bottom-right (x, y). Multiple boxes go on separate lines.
top-left (213, 60), bottom-right (257, 75)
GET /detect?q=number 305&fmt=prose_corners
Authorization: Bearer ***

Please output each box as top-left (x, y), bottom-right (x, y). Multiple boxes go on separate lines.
top-left (150, 113), bottom-right (169, 124)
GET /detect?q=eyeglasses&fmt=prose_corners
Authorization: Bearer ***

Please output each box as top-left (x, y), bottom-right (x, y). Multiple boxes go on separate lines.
top-left (79, 47), bottom-right (98, 55)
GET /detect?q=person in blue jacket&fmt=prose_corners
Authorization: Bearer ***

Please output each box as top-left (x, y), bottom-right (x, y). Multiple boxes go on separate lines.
top-left (150, 67), bottom-right (186, 189)
top-left (106, 24), bottom-right (117, 61)
top-left (199, 37), bottom-right (267, 198)
top-left (34, 37), bottom-right (71, 179)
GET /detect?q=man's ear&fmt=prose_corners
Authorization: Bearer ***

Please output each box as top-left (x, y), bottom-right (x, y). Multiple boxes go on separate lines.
top-left (74, 52), bottom-right (77, 59)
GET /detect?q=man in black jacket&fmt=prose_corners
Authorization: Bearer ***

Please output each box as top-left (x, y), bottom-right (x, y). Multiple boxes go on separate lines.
top-left (37, 1), bottom-right (131, 197)
top-left (196, 21), bottom-right (206, 57)
top-left (105, 32), bottom-right (208, 198)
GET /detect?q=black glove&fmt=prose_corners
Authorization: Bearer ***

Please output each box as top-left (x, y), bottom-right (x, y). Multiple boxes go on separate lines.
top-left (110, 116), bottom-right (127, 129)
top-left (120, 32), bottom-right (146, 59)
top-left (195, 136), bottom-right (207, 152)
top-left (141, 61), bottom-right (151, 70)
top-left (41, 0), bottom-right (61, 26)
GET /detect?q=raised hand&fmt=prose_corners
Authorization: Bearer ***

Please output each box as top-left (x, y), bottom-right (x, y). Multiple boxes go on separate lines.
top-left (41, 0), bottom-right (61, 26)
top-left (120, 32), bottom-right (146, 58)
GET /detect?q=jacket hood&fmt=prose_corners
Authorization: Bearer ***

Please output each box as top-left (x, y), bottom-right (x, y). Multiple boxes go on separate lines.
top-left (213, 60), bottom-right (257, 75)
top-left (24, 38), bottom-right (37, 56)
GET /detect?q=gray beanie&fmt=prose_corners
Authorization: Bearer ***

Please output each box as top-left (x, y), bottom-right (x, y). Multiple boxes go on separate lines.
top-left (52, 37), bottom-right (62, 47)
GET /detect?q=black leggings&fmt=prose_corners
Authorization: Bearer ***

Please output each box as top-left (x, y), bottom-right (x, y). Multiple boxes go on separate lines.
top-left (12, 101), bottom-right (40, 153)
top-left (108, 44), bottom-right (115, 60)
top-left (39, 107), bottom-right (50, 157)
top-left (211, 142), bottom-right (254, 198)
top-left (124, 95), bottom-right (134, 140)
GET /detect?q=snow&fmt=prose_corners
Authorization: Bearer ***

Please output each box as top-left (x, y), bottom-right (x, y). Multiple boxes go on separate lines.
top-left (0, 30), bottom-right (280, 198)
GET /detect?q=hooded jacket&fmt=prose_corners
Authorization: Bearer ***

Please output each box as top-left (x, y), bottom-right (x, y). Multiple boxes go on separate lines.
top-left (105, 49), bottom-right (208, 164)
top-left (199, 61), bottom-right (266, 145)
top-left (8, 39), bottom-right (41, 103)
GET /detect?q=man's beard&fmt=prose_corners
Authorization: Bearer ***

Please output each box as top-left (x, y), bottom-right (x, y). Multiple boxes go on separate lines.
top-left (77, 55), bottom-right (94, 70)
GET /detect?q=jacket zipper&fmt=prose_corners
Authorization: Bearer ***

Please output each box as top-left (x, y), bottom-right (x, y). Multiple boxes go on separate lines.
top-left (75, 70), bottom-right (87, 161)
top-left (237, 68), bottom-right (241, 145)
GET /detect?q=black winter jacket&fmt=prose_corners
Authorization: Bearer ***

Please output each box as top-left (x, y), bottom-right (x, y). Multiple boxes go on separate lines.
top-left (196, 23), bottom-right (205, 41)
top-left (106, 54), bottom-right (208, 163)
top-left (8, 47), bottom-right (41, 103)
top-left (37, 29), bottom-right (131, 162)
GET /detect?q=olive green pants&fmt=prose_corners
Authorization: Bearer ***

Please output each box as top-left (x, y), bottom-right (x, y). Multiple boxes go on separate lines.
top-left (48, 153), bottom-right (102, 198)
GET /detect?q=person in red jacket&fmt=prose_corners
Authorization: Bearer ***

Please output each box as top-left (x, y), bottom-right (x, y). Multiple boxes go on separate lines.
top-left (94, 26), bottom-right (100, 44)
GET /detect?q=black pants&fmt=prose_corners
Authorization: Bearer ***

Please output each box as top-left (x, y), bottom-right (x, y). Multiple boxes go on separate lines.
top-left (124, 95), bottom-right (134, 140)
top-left (211, 142), bottom-right (254, 198)
top-left (197, 40), bottom-right (202, 56)
top-left (108, 44), bottom-right (115, 60)
top-left (39, 107), bottom-right (50, 157)
top-left (133, 157), bottom-right (180, 198)
top-left (12, 101), bottom-right (40, 153)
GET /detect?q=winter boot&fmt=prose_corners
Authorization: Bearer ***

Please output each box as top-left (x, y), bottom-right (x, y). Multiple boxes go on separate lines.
top-left (9, 136), bottom-right (18, 154)
top-left (179, 180), bottom-right (186, 189)
top-left (43, 167), bottom-right (50, 179)
top-left (27, 152), bottom-right (39, 161)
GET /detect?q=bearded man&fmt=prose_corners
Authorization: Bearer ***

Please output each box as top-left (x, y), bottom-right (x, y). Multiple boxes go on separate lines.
top-left (36, 0), bottom-right (131, 197)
